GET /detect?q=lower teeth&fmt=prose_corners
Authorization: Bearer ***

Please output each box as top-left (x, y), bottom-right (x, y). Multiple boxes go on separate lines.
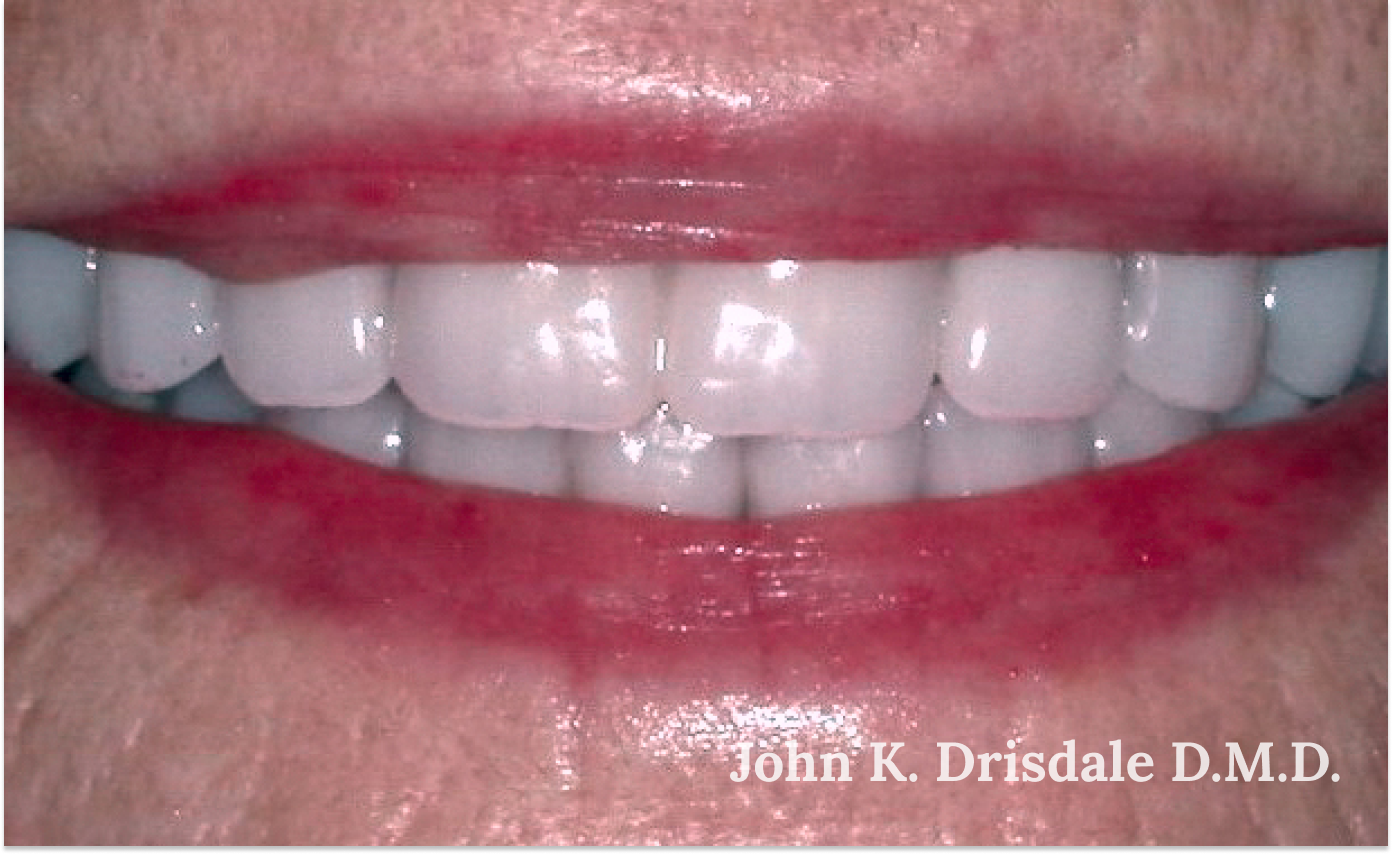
top-left (6, 229), bottom-right (1387, 518)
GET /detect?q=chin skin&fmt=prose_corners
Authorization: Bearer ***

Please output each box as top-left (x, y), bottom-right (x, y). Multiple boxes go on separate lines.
top-left (4, 0), bottom-right (1388, 844)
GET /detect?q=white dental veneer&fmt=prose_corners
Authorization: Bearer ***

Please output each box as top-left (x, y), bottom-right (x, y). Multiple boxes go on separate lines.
top-left (570, 403), bottom-right (744, 518)
top-left (1219, 375), bottom-right (1310, 429)
top-left (940, 248), bottom-right (1123, 420)
top-left (4, 229), bottom-right (96, 374)
top-left (166, 362), bottom-right (260, 425)
top-left (659, 260), bottom-right (939, 437)
top-left (406, 410), bottom-right (569, 496)
top-left (264, 385), bottom-right (407, 468)
top-left (1123, 253), bottom-right (1264, 411)
top-left (1089, 381), bottom-right (1213, 467)
top-left (920, 387), bottom-right (1092, 497)
top-left (68, 359), bottom-right (161, 414)
top-left (392, 263), bottom-right (659, 431)
top-left (220, 265), bottom-right (393, 407)
top-left (746, 425), bottom-right (921, 517)
top-left (93, 251), bottom-right (220, 392)
top-left (1262, 248), bottom-right (1381, 398)
top-left (1357, 249), bottom-right (1388, 376)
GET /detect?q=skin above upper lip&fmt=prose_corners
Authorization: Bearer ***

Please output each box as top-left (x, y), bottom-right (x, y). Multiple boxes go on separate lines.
top-left (5, 0), bottom-right (1387, 844)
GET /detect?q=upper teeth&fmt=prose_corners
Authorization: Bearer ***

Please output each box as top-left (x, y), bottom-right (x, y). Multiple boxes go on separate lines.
top-left (5, 228), bottom-right (1386, 518)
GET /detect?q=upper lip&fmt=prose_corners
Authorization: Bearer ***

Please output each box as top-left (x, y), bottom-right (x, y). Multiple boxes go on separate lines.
top-left (7, 2), bottom-right (1386, 277)
top-left (5, 0), bottom-right (1387, 682)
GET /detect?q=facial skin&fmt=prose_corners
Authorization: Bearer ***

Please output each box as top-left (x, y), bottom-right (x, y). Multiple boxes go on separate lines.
top-left (5, 0), bottom-right (1387, 843)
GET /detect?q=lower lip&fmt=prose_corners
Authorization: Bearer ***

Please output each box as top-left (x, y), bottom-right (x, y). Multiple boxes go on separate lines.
top-left (38, 118), bottom-right (1387, 281)
top-left (8, 359), bottom-right (1386, 682)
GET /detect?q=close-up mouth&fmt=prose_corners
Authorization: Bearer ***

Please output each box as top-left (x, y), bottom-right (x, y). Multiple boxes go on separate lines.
top-left (6, 220), bottom-right (1388, 674)
top-left (5, 0), bottom-right (1387, 844)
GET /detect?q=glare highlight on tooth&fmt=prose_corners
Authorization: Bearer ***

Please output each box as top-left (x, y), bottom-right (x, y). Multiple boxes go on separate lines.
top-left (94, 251), bottom-right (221, 392)
top-left (660, 260), bottom-right (939, 436)
top-left (393, 263), bottom-right (660, 430)
top-left (4, 229), bottom-right (97, 373)
top-left (570, 403), bottom-right (744, 518)
top-left (1123, 253), bottom-right (1264, 412)
top-left (265, 385), bottom-right (407, 468)
top-left (746, 425), bottom-right (922, 517)
top-left (1262, 248), bottom-right (1381, 398)
top-left (12, 233), bottom-right (1385, 519)
top-left (941, 248), bottom-right (1123, 420)
top-left (220, 265), bottom-right (393, 407)
top-left (1089, 381), bottom-right (1213, 467)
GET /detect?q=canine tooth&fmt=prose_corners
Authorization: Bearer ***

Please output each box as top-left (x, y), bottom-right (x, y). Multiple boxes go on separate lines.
top-left (1262, 248), bottom-right (1381, 398)
top-left (1219, 375), bottom-right (1310, 429)
top-left (67, 360), bottom-right (161, 413)
top-left (570, 404), bottom-right (744, 518)
top-left (1123, 253), bottom-right (1264, 411)
top-left (93, 251), bottom-right (220, 392)
top-left (659, 260), bottom-right (939, 437)
top-left (1357, 249), bottom-right (1387, 377)
top-left (220, 266), bottom-right (392, 407)
top-left (941, 248), bottom-right (1123, 420)
top-left (1089, 381), bottom-right (1213, 467)
top-left (264, 386), bottom-right (407, 468)
top-left (166, 362), bottom-right (260, 425)
top-left (920, 387), bottom-right (1092, 497)
top-left (4, 229), bottom-right (96, 373)
top-left (406, 411), bottom-right (568, 496)
top-left (393, 263), bottom-right (659, 430)
top-left (746, 426), bottom-right (921, 517)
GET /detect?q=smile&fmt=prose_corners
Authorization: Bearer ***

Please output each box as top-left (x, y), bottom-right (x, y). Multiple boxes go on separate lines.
top-left (6, 210), bottom-right (1387, 675)
top-left (5, 229), bottom-right (1388, 520)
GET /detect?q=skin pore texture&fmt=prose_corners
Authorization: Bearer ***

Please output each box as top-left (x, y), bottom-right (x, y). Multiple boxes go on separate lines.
top-left (5, 0), bottom-right (1388, 844)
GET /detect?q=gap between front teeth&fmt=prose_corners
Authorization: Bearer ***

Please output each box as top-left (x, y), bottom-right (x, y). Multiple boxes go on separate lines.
top-left (5, 229), bottom-right (1388, 519)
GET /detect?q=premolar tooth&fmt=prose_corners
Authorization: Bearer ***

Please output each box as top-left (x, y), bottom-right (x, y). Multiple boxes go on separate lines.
top-left (1123, 253), bottom-right (1264, 411)
top-left (1219, 375), bottom-right (1310, 429)
top-left (4, 229), bottom-right (96, 373)
top-left (166, 362), bottom-right (260, 425)
top-left (93, 251), bottom-right (220, 392)
top-left (393, 263), bottom-right (659, 430)
top-left (570, 403), bottom-right (744, 518)
top-left (1089, 381), bottom-right (1213, 467)
top-left (406, 411), bottom-right (568, 496)
top-left (1357, 249), bottom-right (1387, 377)
top-left (264, 386), bottom-right (407, 468)
top-left (1262, 248), bottom-right (1381, 398)
top-left (941, 248), bottom-right (1123, 419)
top-left (746, 425), bottom-right (921, 517)
top-left (920, 387), bottom-right (1092, 497)
top-left (659, 260), bottom-right (939, 437)
top-left (220, 266), bottom-right (392, 407)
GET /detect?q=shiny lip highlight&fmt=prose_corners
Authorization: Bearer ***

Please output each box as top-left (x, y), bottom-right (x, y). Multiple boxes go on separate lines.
top-left (34, 119), bottom-right (1388, 282)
